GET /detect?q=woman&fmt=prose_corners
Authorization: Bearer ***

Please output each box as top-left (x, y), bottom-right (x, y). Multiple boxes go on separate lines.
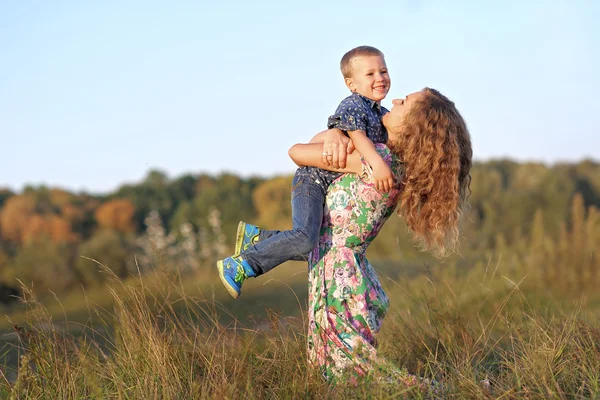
top-left (287, 88), bottom-right (472, 383)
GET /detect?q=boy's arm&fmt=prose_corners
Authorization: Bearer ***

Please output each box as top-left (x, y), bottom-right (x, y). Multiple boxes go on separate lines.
top-left (288, 143), bottom-right (362, 175)
top-left (347, 130), bottom-right (394, 192)
top-left (327, 96), bottom-right (370, 169)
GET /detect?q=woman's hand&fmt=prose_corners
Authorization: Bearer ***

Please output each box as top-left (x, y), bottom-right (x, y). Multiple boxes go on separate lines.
top-left (288, 142), bottom-right (362, 175)
top-left (322, 129), bottom-right (355, 169)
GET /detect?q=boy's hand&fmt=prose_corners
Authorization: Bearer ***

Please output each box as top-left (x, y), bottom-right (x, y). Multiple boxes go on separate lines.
top-left (322, 129), bottom-right (353, 169)
top-left (346, 140), bottom-right (355, 155)
top-left (372, 160), bottom-right (394, 192)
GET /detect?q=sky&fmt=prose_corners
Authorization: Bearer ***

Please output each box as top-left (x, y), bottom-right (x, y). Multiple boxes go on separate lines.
top-left (1, 0), bottom-right (599, 193)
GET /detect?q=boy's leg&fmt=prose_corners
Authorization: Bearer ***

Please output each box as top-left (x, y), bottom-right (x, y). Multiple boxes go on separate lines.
top-left (254, 229), bottom-right (308, 262)
top-left (235, 222), bottom-right (308, 262)
top-left (241, 175), bottom-right (325, 275)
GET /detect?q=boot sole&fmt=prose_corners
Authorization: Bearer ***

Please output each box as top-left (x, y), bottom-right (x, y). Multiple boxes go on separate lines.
top-left (234, 221), bottom-right (246, 255)
top-left (216, 260), bottom-right (240, 299)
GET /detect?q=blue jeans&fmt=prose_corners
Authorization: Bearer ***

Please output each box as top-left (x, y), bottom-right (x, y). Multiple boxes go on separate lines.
top-left (241, 174), bottom-right (326, 276)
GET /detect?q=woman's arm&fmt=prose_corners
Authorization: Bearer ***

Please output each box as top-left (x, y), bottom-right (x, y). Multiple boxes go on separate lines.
top-left (308, 129), bottom-right (330, 143)
top-left (288, 143), bottom-right (363, 175)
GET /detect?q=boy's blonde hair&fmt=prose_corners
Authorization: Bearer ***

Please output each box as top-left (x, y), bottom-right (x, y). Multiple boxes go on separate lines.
top-left (340, 46), bottom-right (385, 78)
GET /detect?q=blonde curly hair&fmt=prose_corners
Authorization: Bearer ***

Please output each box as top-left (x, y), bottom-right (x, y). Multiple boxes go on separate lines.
top-left (387, 88), bottom-right (472, 257)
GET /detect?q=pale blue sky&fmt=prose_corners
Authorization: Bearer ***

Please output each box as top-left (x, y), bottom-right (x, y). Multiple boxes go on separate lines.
top-left (1, 0), bottom-right (598, 193)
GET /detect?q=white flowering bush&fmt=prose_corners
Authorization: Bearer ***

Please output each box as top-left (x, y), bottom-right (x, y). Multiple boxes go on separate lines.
top-left (136, 208), bottom-right (227, 274)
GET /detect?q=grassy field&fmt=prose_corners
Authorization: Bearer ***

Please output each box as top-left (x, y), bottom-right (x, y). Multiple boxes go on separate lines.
top-left (1, 258), bottom-right (599, 399)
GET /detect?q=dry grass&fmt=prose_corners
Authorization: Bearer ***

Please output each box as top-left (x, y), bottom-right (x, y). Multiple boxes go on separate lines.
top-left (1, 259), bottom-right (599, 399)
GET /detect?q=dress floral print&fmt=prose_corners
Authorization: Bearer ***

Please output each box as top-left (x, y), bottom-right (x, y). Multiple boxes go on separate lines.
top-left (307, 144), bottom-right (422, 388)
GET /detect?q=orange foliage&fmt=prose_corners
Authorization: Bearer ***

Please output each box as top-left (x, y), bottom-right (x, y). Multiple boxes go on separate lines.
top-left (94, 199), bottom-right (136, 233)
top-left (0, 193), bottom-right (78, 244)
top-left (21, 213), bottom-right (77, 244)
top-left (51, 190), bottom-right (88, 227)
top-left (49, 189), bottom-right (73, 207)
top-left (252, 176), bottom-right (293, 229)
top-left (61, 203), bottom-right (85, 223)
top-left (21, 214), bottom-right (45, 243)
top-left (0, 195), bottom-right (36, 241)
top-left (47, 214), bottom-right (78, 242)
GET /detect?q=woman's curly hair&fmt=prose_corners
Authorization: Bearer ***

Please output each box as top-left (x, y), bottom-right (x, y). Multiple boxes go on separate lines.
top-left (387, 88), bottom-right (472, 257)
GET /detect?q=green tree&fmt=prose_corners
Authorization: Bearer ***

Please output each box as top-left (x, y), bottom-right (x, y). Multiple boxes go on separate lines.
top-left (76, 230), bottom-right (135, 286)
top-left (4, 239), bottom-right (74, 291)
top-left (0, 188), bottom-right (14, 209)
top-left (115, 169), bottom-right (175, 232)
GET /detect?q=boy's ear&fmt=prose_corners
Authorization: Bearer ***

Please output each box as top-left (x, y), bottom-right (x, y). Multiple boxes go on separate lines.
top-left (344, 77), bottom-right (356, 92)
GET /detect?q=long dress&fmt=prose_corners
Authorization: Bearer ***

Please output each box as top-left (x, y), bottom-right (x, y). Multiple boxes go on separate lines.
top-left (307, 144), bottom-right (420, 386)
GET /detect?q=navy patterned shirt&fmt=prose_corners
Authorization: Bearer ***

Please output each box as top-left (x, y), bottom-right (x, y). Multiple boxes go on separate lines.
top-left (295, 92), bottom-right (389, 193)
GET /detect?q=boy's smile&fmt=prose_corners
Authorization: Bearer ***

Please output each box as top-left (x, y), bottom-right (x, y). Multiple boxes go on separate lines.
top-left (344, 55), bottom-right (391, 103)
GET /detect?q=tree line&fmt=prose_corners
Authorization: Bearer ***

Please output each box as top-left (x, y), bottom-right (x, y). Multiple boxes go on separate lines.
top-left (1, 159), bottom-right (599, 301)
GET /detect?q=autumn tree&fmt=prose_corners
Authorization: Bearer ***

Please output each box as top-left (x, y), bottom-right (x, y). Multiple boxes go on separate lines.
top-left (252, 176), bottom-right (293, 229)
top-left (94, 199), bottom-right (136, 233)
top-left (0, 192), bottom-right (77, 244)
top-left (0, 194), bottom-right (37, 242)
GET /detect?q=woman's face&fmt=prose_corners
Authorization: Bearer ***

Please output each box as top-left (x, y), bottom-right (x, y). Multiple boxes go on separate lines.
top-left (382, 90), bottom-right (424, 136)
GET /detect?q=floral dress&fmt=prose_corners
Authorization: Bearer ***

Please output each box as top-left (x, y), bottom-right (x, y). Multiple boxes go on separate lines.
top-left (307, 144), bottom-right (420, 386)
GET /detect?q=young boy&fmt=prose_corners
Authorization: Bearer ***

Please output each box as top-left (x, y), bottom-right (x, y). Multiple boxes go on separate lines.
top-left (217, 46), bottom-right (392, 299)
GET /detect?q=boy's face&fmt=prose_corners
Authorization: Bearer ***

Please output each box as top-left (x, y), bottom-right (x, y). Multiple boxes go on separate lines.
top-left (345, 55), bottom-right (391, 102)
